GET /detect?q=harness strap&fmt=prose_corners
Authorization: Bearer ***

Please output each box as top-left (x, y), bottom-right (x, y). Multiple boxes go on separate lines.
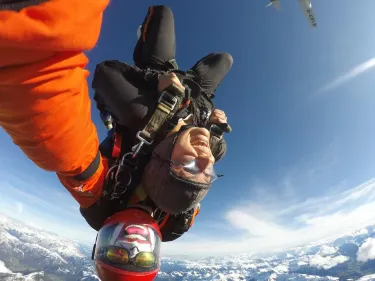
top-left (111, 132), bottom-right (122, 159)
top-left (101, 83), bottom-right (184, 204)
top-left (138, 83), bottom-right (185, 144)
top-left (159, 214), bottom-right (170, 229)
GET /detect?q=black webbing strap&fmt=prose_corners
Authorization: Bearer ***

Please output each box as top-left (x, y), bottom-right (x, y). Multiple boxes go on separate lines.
top-left (0, 0), bottom-right (48, 11)
top-left (72, 150), bottom-right (101, 182)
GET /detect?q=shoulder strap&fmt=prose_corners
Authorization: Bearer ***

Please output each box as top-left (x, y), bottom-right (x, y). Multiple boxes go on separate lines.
top-left (133, 83), bottom-right (185, 156)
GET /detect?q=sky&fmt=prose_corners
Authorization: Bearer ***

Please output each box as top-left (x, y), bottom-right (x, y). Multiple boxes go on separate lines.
top-left (1, 0), bottom-right (375, 256)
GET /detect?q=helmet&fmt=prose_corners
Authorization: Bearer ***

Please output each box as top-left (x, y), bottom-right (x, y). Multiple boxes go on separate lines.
top-left (94, 207), bottom-right (162, 281)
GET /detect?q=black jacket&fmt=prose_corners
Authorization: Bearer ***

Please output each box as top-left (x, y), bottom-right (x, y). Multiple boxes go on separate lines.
top-left (92, 60), bottom-right (226, 161)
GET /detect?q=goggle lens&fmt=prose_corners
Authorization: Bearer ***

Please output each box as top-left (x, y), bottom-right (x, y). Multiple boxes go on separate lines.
top-left (134, 252), bottom-right (155, 268)
top-left (106, 247), bottom-right (155, 268)
top-left (172, 159), bottom-right (218, 183)
top-left (107, 247), bottom-right (129, 264)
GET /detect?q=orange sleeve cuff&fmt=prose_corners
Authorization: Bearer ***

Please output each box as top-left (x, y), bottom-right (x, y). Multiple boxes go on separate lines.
top-left (58, 156), bottom-right (109, 208)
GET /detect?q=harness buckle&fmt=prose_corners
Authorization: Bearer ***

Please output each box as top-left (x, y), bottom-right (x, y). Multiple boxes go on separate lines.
top-left (136, 131), bottom-right (153, 146)
top-left (158, 90), bottom-right (178, 111)
top-left (132, 131), bottom-right (154, 157)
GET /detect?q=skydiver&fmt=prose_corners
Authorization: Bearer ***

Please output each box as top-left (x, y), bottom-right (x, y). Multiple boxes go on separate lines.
top-left (87, 4), bottom-right (233, 230)
top-left (93, 5), bottom-right (232, 160)
top-left (0, 2), bottom-right (232, 281)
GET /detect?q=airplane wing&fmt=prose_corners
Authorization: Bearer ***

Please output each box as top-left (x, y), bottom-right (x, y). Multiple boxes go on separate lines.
top-left (267, 0), bottom-right (280, 11)
top-left (298, 0), bottom-right (317, 28)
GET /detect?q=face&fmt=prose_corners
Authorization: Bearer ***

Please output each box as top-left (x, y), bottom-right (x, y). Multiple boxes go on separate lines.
top-left (171, 126), bottom-right (215, 184)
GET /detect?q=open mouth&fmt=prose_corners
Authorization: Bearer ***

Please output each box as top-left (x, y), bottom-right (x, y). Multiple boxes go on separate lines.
top-left (123, 225), bottom-right (150, 244)
top-left (190, 137), bottom-right (211, 156)
top-left (191, 139), bottom-right (209, 148)
top-left (190, 132), bottom-right (209, 149)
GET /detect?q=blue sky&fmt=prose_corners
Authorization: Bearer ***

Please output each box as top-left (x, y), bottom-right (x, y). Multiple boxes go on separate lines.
top-left (1, 0), bottom-right (375, 255)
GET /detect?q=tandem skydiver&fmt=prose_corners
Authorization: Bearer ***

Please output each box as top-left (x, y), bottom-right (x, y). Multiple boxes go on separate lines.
top-left (0, 2), bottom-right (233, 281)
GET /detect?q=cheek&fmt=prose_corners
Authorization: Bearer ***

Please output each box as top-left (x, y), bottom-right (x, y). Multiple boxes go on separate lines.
top-left (171, 145), bottom-right (197, 167)
top-left (172, 131), bottom-right (192, 156)
top-left (171, 142), bottom-right (187, 162)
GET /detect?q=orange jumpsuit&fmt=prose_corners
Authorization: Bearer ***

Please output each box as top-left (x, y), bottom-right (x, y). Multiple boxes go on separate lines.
top-left (0, 0), bottom-right (110, 208)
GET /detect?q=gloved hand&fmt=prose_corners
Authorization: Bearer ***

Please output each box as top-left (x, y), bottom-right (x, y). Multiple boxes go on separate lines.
top-left (209, 109), bottom-right (227, 124)
top-left (209, 109), bottom-right (232, 133)
top-left (157, 72), bottom-right (185, 93)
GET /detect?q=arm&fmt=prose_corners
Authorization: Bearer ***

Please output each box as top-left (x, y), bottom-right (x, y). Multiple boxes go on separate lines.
top-left (92, 62), bottom-right (185, 129)
top-left (209, 109), bottom-right (229, 162)
top-left (0, 0), bottom-right (110, 208)
top-left (92, 61), bottom-right (182, 98)
top-left (93, 60), bottom-right (163, 92)
top-left (211, 137), bottom-right (227, 162)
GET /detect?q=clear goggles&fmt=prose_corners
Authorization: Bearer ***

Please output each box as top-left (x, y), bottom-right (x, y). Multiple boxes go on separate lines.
top-left (170, 158), bottom-right (218, 184)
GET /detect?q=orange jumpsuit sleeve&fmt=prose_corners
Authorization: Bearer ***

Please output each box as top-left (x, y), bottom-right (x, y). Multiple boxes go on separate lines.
top-left (0, 0), bottom-right (110, 208)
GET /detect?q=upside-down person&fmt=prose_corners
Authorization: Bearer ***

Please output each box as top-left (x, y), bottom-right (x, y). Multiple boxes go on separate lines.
top-left (0, 2), bottom-right (232, 281)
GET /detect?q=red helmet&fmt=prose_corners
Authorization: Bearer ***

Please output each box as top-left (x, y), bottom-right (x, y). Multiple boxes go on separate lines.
top-left (94, 207), bottom-right (162, 281)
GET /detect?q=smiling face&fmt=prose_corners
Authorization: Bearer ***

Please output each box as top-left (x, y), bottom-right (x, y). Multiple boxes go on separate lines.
top-left (140, 123), bottom-right (217, 214)
top-left (171, 127), bottom-right (215, 184)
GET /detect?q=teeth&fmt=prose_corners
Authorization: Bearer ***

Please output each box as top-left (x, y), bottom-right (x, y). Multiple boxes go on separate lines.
top-left (191, 140), bottom-right (208, 147)
top-left (193, 145), bottom-right (208, 150)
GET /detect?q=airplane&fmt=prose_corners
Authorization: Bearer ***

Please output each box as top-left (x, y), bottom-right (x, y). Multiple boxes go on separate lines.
top-left (267, 0), bottom-right (317, 28)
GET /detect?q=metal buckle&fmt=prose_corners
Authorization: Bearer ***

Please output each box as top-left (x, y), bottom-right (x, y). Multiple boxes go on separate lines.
top-left (136, 131), bottom-right (153, 146)
top-left (110, 152), bottom-right (134, 200)
top-left (158, 91), bottom-right (178, 111)
top-left (131, 131), bottom-right (154, 157)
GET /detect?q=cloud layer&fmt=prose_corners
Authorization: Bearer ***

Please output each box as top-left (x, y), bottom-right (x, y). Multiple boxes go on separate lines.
top-left (309, 255), bottom-right (349, 270)
top-left (163, 176), bottom-right (375, 255)
top-left (164, 139), bottom-right (375, 255)
top-left (357, 238), bottom-right (375, 263)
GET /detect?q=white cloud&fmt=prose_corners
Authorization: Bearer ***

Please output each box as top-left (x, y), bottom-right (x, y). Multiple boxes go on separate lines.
top-left (272, 264), bottom-right (288, 274)
top-left (357, 238), bottom-right (375, 262)
top-left (317, 56), bottom-right (375, 93)
top-left (0, 260), bottom-right (12, 274)
top-left (162, 140), bottom-right (375, 256)
top-left (225, 210), bottom-right (289, 237)
top-left (357, 274), bottom-right (375, 281)
top-left (354, 228), bottom-right (369, 236)
top-left (282, 178), bottom-right (375, 221)
top-left (317, 245), bottom-right (337, 257)
top-left (163, 178), bottom-right (375, 255)
top-left (308, 255), bottom-right (349, 270)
